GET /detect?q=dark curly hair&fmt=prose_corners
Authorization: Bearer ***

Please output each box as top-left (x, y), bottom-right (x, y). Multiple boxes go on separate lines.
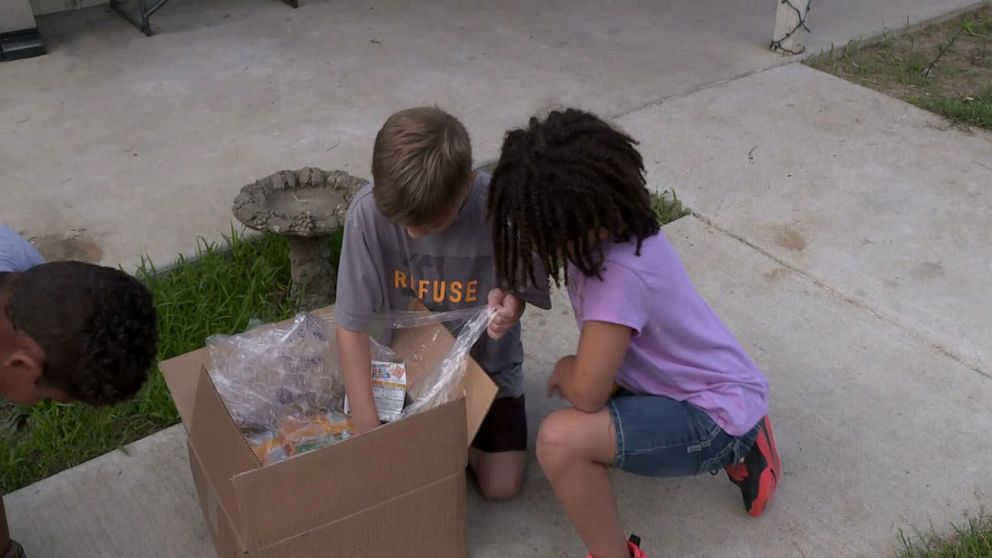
top-left (5, 262), bottom-right (158, 405)
top-left (488, 108), bottom-right (660, 290)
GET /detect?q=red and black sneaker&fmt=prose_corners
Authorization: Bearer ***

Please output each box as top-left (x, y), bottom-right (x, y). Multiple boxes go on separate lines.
top-left (585, 535), bottom-right (647, 558)
top-left (626, 535), bottom-right (646, 558)
top-left (724, 416), bottom-right (781, 517)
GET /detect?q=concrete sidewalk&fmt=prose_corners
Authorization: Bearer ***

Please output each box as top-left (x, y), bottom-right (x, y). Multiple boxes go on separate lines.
top-left (4, 1), bottom-right (992, 557)
top-left (0, 0), bottom-right (780, 268)
top-left (9, 215), bottom-right (992, 557)
top-left (1, 0), bottom-right (980, 270)
top-left (616, 62), bottom-right (992, 377)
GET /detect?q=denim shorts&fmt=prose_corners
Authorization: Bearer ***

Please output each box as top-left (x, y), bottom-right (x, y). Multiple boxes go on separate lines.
top-left (607, 390), bottom-right (759, 477)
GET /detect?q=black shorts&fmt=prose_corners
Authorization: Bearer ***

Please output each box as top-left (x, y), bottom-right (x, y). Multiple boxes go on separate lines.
top-left (470, 395), bottom-right (527, 453)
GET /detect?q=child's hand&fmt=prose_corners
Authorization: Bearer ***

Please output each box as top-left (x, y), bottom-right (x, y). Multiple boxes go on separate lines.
top-left (487, 289), bottom-right (525, 340)
top-left (547, 355), bottom-right (576, 399)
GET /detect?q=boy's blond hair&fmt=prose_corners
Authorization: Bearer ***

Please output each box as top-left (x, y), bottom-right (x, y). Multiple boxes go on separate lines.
top-left (371, 106), bottom-right (472, 226)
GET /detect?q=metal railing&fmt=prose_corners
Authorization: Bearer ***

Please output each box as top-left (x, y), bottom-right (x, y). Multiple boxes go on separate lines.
top-left (110, 0), bottom-right (298, 36)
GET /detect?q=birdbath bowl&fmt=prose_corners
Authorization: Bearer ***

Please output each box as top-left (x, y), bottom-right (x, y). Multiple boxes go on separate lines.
top-left (233, 167), bottom-right (367, 309)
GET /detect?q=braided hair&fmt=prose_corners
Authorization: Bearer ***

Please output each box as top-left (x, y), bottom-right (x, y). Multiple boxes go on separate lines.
top-left (488, 109), bottom-right (660, 290)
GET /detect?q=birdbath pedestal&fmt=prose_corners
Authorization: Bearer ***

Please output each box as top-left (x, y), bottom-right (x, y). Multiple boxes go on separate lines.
top-left (233, 167), bottom-right (367, 309)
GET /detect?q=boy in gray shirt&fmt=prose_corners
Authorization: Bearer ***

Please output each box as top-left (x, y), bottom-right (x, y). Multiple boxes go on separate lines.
top-left (336, 107), bottom-right (549, 500)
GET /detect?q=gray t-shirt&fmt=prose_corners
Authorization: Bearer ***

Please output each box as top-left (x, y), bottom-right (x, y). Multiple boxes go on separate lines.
top-left (335, 172), bottom-right (550, 398)
top-left (0, 225), bottom-right (45, 273)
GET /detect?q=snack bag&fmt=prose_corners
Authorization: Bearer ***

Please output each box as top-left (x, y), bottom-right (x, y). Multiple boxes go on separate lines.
top-left (344, 361), bottom-right (408, 423)
top-left (246, 430), bottom-right (292, 465)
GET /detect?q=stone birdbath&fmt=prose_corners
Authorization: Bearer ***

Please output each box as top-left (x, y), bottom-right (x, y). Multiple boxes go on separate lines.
top-left (233, 167), bottom-right (367, 309)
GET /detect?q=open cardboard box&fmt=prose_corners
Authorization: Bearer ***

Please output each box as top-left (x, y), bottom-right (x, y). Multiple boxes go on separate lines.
top-left (158, 304), bottom-right (497, 558)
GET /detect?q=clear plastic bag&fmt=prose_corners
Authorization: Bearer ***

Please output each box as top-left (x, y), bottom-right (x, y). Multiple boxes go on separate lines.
top-left (397, 307), bottom-right (491, 418)
top-left (206, 305), bottom-right (493, 465)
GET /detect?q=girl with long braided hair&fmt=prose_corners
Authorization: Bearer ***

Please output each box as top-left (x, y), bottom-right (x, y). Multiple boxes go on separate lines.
top-left (488, 109), bottom-right (781, 558)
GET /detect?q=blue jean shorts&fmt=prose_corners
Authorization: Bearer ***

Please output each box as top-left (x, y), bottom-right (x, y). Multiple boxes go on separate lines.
top-left (607, 390), bottom-right (759, 477)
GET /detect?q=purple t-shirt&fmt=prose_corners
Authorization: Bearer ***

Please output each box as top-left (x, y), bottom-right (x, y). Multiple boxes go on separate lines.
top-left (566, 231), bottom-right (768, 436)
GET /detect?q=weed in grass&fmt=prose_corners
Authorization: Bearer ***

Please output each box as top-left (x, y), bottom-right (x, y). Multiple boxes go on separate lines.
top-left (915, 87), bottom-right (992, 129)
top-left (808, 5), bottom-right (992, 131)
top-left (899, 513), bottom-right (992, 558)
top-left (651, 190), bottom-right (690, 225)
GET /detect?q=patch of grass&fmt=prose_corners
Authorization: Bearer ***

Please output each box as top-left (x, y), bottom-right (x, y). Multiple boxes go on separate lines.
top-left (899, 514), bottom-right (992, 558)
top-left (809, 4), bottom-right (992, 131)
top-left (916, 87), bottom-right (992, 130)
top-left (0, 228), bottom-right (343, 493)
top-left (651, 189), bottom-right (690, 225)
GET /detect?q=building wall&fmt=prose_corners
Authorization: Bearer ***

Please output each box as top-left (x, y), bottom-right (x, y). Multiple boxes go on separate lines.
top-left (31, 0), bottom-right (106, 16)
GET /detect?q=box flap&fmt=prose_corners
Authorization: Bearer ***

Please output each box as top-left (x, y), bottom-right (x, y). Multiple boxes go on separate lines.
top-left (400, 300), bottom-right (497, 446)
top-left (188, 366), bottom-right (261, 531)
top-left (188, 439), bottom-right (248, 556)
top-left (460, 358), bottom-right (497, 445)
top-left (255, 472), bottom-right (467, 558)
top-left (395, 327), bottom-right (495, 445)
top-left (158, 347), bottom-right (210, 428)
top-left (231, 398), bottom-right (466, 550)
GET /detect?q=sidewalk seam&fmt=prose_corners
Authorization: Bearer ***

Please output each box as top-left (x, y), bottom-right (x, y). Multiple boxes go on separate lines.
top-left (609, 59), bottom-right (800, 120)
top-left (476, 61), bottom-right (800, 172)
top-left (688, 212), bottom-right (992, 382)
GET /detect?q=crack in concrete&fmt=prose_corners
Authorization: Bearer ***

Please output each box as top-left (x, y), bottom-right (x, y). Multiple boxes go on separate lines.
top-left (686, 212), bottom-right (992, 382)
top-left (479, 58), bottom-right (991, 385)
top-left (610, 59), bottom-right (800, 121)
top-left (479, 60), bottom-right (801, 177)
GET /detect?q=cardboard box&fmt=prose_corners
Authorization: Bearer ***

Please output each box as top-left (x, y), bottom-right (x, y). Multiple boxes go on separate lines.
top-left (159, 305), bottom-right (497, 558)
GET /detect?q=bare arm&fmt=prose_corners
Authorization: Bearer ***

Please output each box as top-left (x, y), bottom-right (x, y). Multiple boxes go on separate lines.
top-left (336, 324), bottom-right (379, 435)
top-left (548, 321), bottom-right (633, 413)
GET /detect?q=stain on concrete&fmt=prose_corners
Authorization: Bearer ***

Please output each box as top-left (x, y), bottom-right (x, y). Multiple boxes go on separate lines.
top-left (764, 267), bottom-right (789, 282)
top-left (915, 261), bottom-right (945, 279)
top-left (773, 225), bottom-right (807, 251)
top-left (30, 231), bottom-right (104, 264)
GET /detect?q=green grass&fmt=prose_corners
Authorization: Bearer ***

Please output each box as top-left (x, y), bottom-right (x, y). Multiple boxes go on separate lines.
top-left (0, 228), bottom-right (345, 493)
top-left (809, 4), bottom-right (992, 131)
top-left (899, 514), bottom-right (992, 558)
top-left (916, 87), bottom-right (992, 130)
top-left (651, 189), bottom-right (690, 225)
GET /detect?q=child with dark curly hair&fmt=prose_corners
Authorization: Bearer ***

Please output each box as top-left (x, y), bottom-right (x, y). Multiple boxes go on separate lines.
top-left (487, 110), bottom-right (781, 558)
top-left (0, 225), bottom-right (158, 558)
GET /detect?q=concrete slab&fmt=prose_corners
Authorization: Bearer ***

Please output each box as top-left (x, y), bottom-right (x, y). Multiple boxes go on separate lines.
top-left (8, 217), bottom-right (991, 557)
top-left (2, 0), bottom-right (980, 272)
top-left (4, 425), bottom-right (214, 558)
top-left (1, 0), bottom-right (788, 269)
top-left (474, 216), bottom-right (992, 557)
top-left (617, 62), bottom-right (992, 377)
